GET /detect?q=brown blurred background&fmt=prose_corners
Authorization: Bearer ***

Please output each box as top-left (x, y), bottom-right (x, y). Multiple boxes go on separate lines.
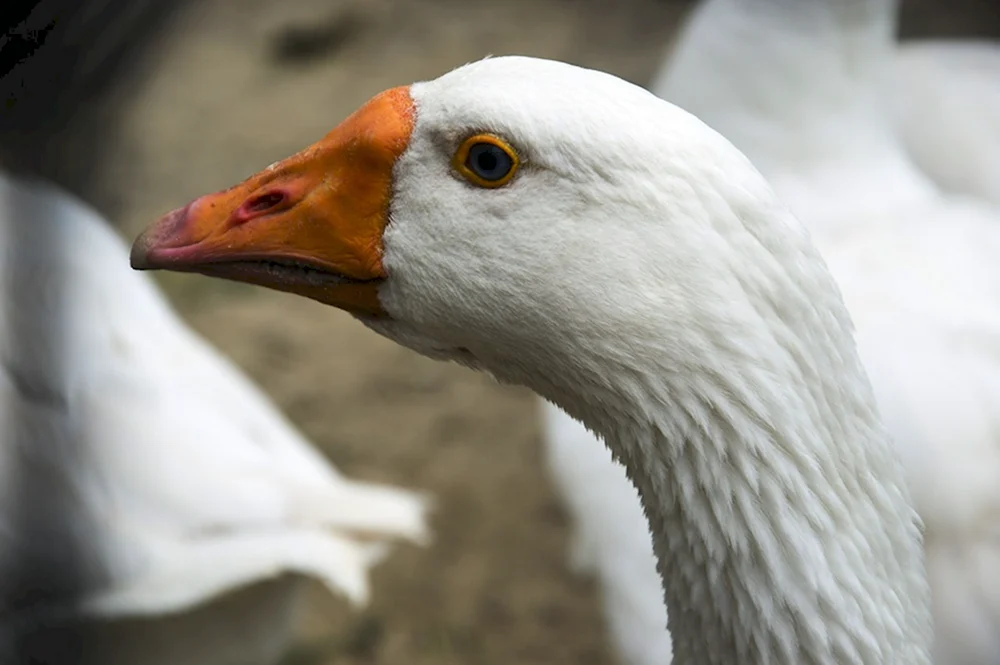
top-left (14, 0), bottom-right (999, 663)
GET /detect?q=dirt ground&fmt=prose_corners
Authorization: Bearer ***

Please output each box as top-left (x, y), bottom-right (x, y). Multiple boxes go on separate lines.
top-left (67, 1), bottom-right (998, 663)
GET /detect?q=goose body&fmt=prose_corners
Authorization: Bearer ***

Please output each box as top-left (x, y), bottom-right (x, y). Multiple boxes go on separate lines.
top-left (133, 54), bottom-right (935, 664)
top-left (530, 1), bottom-right (1000, 664)
top-left (889, 40), bottom-right (1000, 205)
top-left (649, 6), bottom-right (1000, 208)
top-left (0, 172), bottom-right (428, 664)
top-left (803, 199), bottom-right (1000, 665)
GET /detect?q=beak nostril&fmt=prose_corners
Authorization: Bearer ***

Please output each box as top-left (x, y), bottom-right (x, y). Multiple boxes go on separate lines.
top-left (232, 190), bottom-right (289, 224)
top-left (248, 192), bottom-right (285, 212)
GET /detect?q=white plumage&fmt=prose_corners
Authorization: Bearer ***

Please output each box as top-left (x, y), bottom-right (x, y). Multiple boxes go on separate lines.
top-left (0, 172), bottom-right (429, 664)
top-left (649, 6), bottom-right (1000, 206)
top-left (541, 2), bottom-right (1000, 664)
top-left (890, 41), bottom-right (1000, 205)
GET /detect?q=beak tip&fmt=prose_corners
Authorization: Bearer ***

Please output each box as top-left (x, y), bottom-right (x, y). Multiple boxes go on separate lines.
top-left (129, 233), bottom-right (153, 271)
top-left (129, 204), bottom-right (193, 271)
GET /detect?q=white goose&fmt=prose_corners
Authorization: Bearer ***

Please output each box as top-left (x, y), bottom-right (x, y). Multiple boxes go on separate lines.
top-left (544, 3), bottom-right (1000, 663)
top-left (0, 171), bottom-right (428, 664)
top-left (132, 55), bottom-right (935, 665)
top-left (660, 3), bottom-right (1000, 664)
top-left (539, 1), bottom-right (1000, 664)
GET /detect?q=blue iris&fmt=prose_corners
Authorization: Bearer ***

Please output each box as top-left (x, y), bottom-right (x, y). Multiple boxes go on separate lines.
top-left (466, 143), bottom-right (513, 181)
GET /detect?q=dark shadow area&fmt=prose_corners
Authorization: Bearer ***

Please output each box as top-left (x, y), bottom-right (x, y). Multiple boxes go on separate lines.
top-left (0, 0), bottom-right (192, 195)
top-left (268, 9), bottom-right (371, 67)
top-left (898, 0), bottom-right (1000, 38)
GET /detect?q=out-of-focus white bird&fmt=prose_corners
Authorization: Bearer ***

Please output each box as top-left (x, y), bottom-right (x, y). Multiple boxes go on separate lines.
top-left (889, 40), bottom-right (1000, 205)
top-left (542, 1), bottom-right (1000, 665)
top-left (0, 171), bottom-right (429, 665)
top-left (652, 6), bottom-right (1000, 205)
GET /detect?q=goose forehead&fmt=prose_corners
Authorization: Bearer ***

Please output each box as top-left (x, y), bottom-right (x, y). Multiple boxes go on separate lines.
top-left (421, 56), bottom-right (628, 97)
top-left (409, 57), bottom-right (676, 141)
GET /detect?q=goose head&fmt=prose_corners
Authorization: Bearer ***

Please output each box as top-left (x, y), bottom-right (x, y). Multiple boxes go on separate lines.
top-left (131, 57), bottom-right (822, 413)
top-left (132, 56), bottom-right (932, 664)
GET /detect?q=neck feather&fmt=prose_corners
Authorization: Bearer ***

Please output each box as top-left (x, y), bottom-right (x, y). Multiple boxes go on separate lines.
top-left (594, 359), bottom-right (931, 664)
top-left (533, 201), bottom-right (933, 664)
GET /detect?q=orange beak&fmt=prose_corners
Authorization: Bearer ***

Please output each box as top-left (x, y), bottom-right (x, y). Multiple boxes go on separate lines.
top-left (130, 86), bottom-right (416, 317)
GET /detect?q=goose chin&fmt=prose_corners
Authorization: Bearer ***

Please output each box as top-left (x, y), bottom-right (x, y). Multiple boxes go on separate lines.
top-left (357, 317), bottom-right (479, 366)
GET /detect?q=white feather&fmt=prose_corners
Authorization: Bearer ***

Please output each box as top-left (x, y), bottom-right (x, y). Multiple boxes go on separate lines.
top-left (538, 2), bottom-right (1000, 664)
top-left (889, 40), bottom-right (1000, 206)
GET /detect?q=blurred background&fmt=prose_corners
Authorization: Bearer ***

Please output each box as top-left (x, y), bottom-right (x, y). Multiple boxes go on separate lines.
top-left (1, 0), bottom-right (998, 663)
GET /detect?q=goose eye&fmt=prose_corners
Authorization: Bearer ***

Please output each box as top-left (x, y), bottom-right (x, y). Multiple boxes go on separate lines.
top-left (453, 134), bottom-right (519, 188)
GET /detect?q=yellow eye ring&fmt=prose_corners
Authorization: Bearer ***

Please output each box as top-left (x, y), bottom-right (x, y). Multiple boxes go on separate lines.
top-left (452, 134), bottom-right (520, 189)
